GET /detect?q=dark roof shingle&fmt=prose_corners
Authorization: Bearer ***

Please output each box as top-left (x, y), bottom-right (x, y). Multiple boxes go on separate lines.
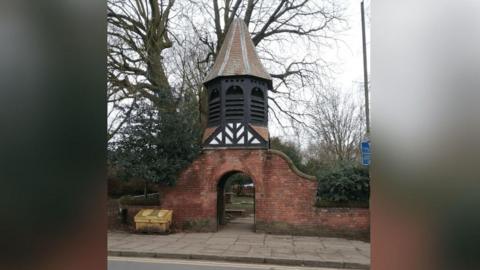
top-left (204, 19), bottom-right (272, 84)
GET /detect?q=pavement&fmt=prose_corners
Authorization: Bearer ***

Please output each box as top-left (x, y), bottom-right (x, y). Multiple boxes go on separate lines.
top-left (108, 215), bottom-right (370, 269)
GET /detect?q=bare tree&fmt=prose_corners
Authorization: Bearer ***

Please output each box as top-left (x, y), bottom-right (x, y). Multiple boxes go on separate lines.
top-left (164, 29), bottom-right (212, 125)
top-left (107, 0), bottom-right (176, 140)
top-left (185, 0), bottom-right (347, 129)
top-left (307, 87), bottom-right (365, 166)
top-left (107, 0), bottom-right (347, 139)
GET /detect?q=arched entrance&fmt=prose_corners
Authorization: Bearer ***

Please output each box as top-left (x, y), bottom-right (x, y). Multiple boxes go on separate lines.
top-left (216, 171), bottom-right (255, 231)
top-left (160, 149), bottom-right (320, 234)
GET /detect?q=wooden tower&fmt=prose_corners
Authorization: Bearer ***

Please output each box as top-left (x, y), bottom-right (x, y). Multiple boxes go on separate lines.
top-left (202, 19), bottom-right (272, 148)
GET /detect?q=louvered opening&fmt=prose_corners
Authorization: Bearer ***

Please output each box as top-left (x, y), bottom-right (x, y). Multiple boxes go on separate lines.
top-left (225, 86), bottom-right (244, 121)
top-left (208, 88), bottom-right (221, 125)
top-left (251, 87), bottom-right (265, 124)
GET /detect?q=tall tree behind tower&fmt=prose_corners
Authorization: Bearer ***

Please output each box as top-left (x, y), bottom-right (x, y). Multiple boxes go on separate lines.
top-left (107, 0), bottom-right (176, 140)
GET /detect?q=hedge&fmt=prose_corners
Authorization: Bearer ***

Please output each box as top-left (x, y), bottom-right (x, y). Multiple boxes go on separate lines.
top-left (316, 164), bottom-right (370, 206)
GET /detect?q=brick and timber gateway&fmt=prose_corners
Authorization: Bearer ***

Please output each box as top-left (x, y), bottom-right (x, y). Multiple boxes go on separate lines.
top-left (159, 19), bottom-right (369, 238)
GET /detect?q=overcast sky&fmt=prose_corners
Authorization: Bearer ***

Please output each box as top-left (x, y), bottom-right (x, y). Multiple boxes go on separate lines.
top-left (269, 0), bottom-right (370, 145)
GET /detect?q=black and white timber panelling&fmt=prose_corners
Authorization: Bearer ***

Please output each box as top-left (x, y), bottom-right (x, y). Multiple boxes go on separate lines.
top-left (205, 122), bottom-right (266, 148)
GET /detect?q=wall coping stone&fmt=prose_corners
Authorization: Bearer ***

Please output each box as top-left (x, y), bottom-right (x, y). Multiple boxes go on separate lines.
top-left (267, 149), bottom-right (317, 181)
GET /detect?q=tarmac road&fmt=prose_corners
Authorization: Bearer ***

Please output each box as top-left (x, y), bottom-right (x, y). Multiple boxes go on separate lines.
top-left (108, 257), bottom-right (355, 270)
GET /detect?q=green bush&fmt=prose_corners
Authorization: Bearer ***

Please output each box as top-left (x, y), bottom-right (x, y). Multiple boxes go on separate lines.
top-left (108, 98), bottom-right (201, 187)
top-left (316, 164), bottom-right (370, 204)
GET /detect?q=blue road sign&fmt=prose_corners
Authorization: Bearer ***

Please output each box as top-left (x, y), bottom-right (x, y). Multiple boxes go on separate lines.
top-left (361, 139), bottom-right (371, 166)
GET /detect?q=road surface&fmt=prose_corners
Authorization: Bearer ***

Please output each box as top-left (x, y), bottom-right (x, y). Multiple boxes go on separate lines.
top-left (108, 257), bottom-right (355, 270)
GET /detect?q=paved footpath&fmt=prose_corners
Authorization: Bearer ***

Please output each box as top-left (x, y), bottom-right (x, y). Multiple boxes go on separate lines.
top-left (109, 214), bottom-right (369, 269)
top-left (108, 225), bottom-right (370, 270)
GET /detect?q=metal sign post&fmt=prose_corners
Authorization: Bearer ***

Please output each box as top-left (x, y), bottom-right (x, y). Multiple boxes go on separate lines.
top-left (360, 1), bottom-right (371, 167)
top-left (361, 0), bottom-right (370, 134)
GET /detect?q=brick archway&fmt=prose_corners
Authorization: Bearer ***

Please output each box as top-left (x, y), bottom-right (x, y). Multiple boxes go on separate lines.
top-left (159, 149), bottom-right (318, 232)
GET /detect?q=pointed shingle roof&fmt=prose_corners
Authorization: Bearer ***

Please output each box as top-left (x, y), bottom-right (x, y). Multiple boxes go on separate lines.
top-left (204, 19), bottom-right (272, 85)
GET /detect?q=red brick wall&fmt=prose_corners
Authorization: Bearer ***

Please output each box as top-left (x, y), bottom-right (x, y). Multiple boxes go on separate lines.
top-left (159, 149), bottom-right (369, 237)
